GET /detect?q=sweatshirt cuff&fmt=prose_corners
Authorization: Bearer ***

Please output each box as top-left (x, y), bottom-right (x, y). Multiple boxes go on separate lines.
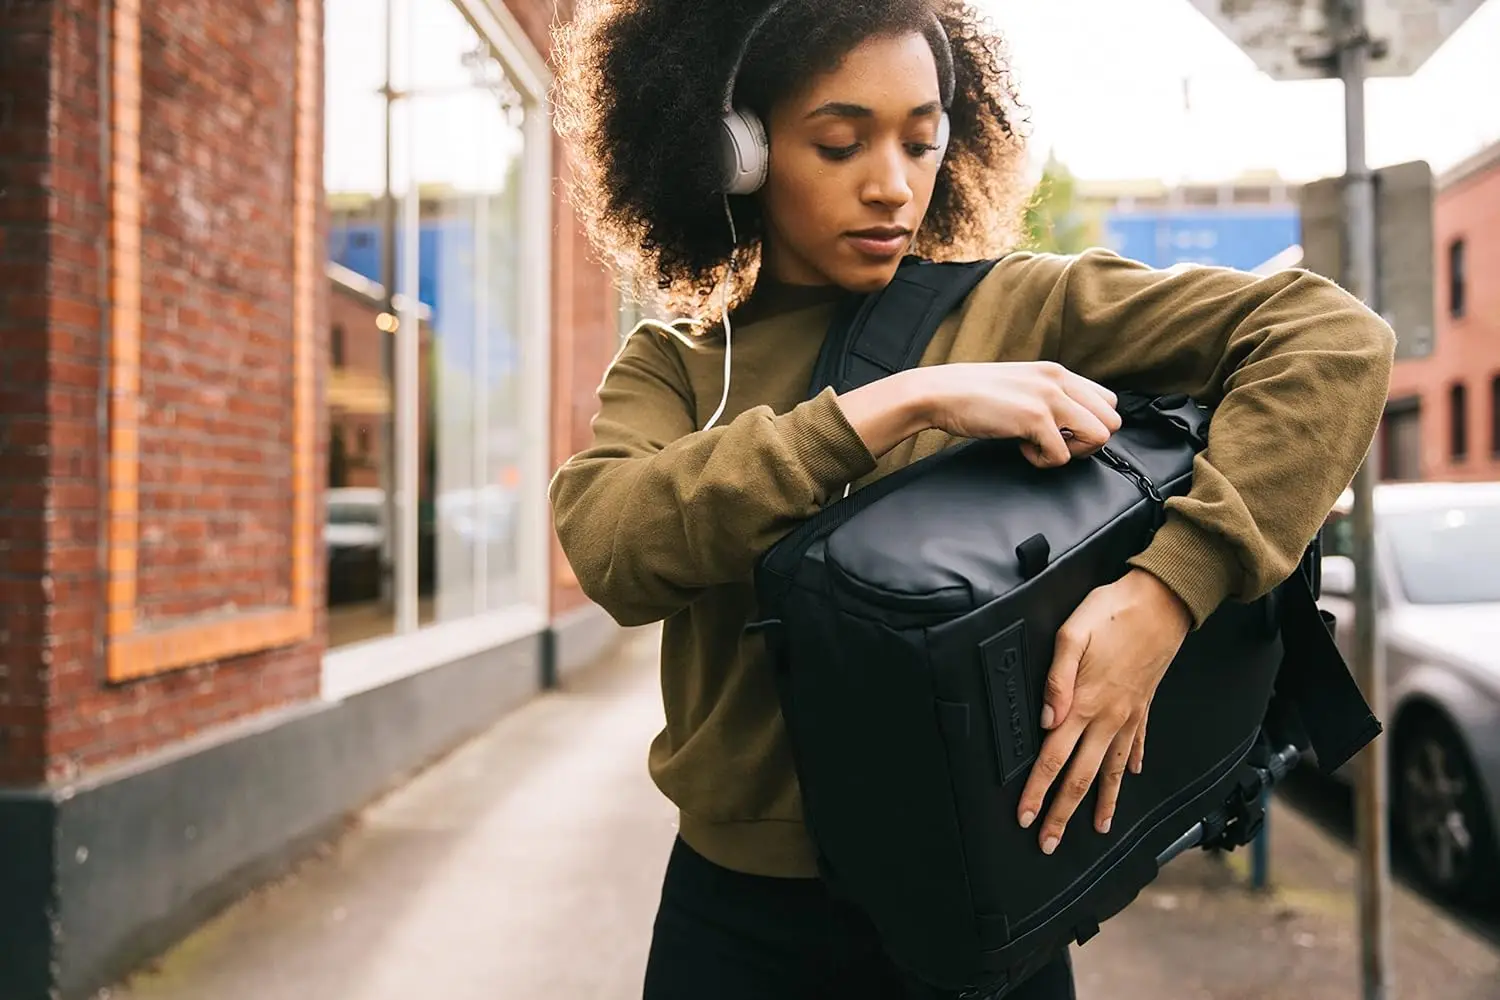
top-left (1126, 512), bottom-right (1241, 631)
top-left (783, 387), bottom-right (880, 500)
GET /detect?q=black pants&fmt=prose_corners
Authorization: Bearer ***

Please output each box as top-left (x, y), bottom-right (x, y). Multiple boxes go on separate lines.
top-left (642, 836), bottom-right (1076, 1000)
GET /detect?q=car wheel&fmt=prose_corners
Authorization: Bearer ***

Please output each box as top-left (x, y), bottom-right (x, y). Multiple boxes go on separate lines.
top-left (1392, 711), bottom-right (1500, 907)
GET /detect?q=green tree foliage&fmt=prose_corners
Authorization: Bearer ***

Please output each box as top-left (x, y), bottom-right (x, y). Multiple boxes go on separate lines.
top-left (1023, 154), bottom-right (1089, 255)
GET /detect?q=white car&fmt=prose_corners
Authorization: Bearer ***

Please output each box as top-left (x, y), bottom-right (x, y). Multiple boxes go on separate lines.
top-left (1317, 480), bottom-right (1500, 907)
top-left (325, 487), bottom-right (386, 605)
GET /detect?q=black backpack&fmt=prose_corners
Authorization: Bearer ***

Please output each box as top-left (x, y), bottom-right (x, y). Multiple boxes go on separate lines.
top-left (750, 257), bottom-right (1381, 999)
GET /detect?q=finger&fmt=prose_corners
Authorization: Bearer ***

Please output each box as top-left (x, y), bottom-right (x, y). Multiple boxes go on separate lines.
top-left (1061, 375), bottom-right (1123, 434)
top-left (1057, 370), bottom-right (1119, 414)
top-left (1041, 623), bottom-right (1086, 732)
top-left (1017, 715), bottom-right (1086, 834)
top-left (1022, 418), bottom-right (1071, 468)
top-left (1093, 724), bottom-right (1137, 835)
top-left (1058, 428), bottom-right (1096, 461)
top-left (1066, 435), bottom-right (1107, 460)
top-left (1130, 704), bottom-right (1150, 775)
top-left (1051, 395), bottom-right (1113, 452)
top-left (1038, 723), bottom-right (1119, 854)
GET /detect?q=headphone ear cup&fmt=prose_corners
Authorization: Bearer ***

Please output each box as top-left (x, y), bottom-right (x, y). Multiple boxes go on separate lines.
top-left (718, 108), bottom-right (770, 195)
top-left (936, 111), bottom-right (951, 157)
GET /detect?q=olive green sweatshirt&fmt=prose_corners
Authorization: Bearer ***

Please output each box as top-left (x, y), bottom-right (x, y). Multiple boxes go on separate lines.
top-left (548, 248), bottom-right (1395, 879)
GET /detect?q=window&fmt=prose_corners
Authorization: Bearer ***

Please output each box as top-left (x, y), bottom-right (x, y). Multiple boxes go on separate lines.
top-left (1385, 503), bottom-right (1500, 605)
top-left (1322, 511), bottom-right (1354, 559)
top-left (324, 0), bottom-right (397, 645)
top-left (1380, 398), bottom-right (1422, 481)
top-left (1449, 238), bottom-right (1466, 319)
top-left (1492, 375), bottom-right (1500, 458)
top-left (1450, 382), bottom-right (1468, 462)
top-left (322, 0), bottom-right (548, 654)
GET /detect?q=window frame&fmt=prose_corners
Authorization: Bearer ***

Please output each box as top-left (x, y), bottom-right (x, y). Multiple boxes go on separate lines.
top-left (1379, 396), bottom-right (1422, 482)
top-left (1449, 381), bottom-right (1468, 462)
top-left (1492, 373), bottom-right (1500, 459)
top-left (1448, 237), bottom-right (1466, 320)
top-left (322, 0), bottom-right (554, 702)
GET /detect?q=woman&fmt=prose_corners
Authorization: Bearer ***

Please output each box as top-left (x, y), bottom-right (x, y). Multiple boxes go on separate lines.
top-left (549, 1), bottom-right (1396, 997)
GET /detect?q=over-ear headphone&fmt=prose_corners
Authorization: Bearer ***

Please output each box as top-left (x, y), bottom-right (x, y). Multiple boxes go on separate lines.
top-left (716, 3), bottom-right (957, 196)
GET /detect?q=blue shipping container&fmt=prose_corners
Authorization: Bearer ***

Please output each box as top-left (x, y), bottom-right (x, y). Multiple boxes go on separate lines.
top-left (1101, 208), bottom-right (1299, 273)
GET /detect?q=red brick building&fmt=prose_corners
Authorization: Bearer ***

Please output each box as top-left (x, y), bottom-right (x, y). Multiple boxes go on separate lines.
top-left (0, 1), bottom-right (624, 996)
top-left (1382, 140), bottom-right (1500, 483)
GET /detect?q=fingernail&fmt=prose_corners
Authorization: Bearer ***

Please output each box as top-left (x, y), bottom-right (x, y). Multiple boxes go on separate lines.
top-left (1020, 810), bottom-right (1035, 829)
top-left (1042, 836), bottom-right (1059, 856)
top-left (1099, 818), bottom-right (1111, 835)
top-left (1040, 705), bottom-right (1055, 729)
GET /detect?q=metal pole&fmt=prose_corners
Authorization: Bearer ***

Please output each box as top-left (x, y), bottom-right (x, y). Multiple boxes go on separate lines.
top-left (395, 0), bottom-right (421, 636)
top-left (1250, 788), bottom-right (1270, 892)
top-left (1335, 1), bottom-right (1392, 997)
top-left (380, 0), bottom-right (399, 615)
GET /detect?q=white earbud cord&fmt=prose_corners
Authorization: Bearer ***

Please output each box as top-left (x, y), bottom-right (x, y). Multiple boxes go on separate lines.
top-left (701, 197), bottom-right (853, 502)
top-left (700, 194), bottom-right (738, 432)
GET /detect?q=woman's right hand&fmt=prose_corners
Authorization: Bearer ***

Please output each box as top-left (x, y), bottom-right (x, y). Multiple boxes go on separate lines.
top-left (838, 360), bottom-right (1122, 466)
top-left (919, 361), bottom-right (1122, 466)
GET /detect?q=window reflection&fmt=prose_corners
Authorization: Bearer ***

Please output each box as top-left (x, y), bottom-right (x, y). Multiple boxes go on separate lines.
top-left (323, 0), bottom-right (529, 649)
top-left (406, 0), bottom-right (527, 624)
top-left (324, 0), bottom-right (396, 648)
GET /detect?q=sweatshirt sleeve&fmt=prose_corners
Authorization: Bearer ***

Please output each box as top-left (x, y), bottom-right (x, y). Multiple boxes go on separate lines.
top-left (548, 327), bottom-right (879, 627)
top-left (1042, 249), bottom-right (1396, 629)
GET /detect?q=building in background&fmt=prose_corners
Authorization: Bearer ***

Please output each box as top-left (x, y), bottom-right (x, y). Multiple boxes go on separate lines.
top-left (1075, 171), bottom-right (1301, 273)
top-left (1077, 160), bottom-right (1500, 485)
top-left (0, 2), bottom-right (625, 997)
top-left (1382, 140), bottom-right (1500, 483)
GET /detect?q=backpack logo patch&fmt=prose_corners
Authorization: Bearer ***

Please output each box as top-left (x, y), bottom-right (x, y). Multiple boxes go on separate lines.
top-left (981, 622), bottom-right (1036, 786)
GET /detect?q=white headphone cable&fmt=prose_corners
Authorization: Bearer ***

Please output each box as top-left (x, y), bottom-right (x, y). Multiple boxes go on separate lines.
top-left (701, 197), bottom-right (855, 503)
top-left (701, 194), bottom-right (738, 431)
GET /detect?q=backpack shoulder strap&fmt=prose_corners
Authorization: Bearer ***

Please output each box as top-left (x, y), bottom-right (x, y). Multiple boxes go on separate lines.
top-left (1271, 558), bottom-right (1383, 775)
top-left (808, 257), bottom-right (1000, 398)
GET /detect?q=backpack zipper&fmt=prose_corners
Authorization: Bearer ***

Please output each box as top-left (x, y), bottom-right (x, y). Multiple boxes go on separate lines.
top-left (1094, 445), bottom-right (1166, 526)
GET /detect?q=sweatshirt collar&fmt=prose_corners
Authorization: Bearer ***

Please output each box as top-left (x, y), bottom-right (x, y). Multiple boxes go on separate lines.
top-left (732, 276), bottom-right (849, 329)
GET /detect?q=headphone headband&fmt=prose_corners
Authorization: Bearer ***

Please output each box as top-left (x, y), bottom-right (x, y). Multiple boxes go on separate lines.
top-left (721, 2), bottom-right (956, 114)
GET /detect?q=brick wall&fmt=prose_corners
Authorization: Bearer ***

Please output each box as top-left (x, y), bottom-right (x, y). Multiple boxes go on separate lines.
top-left (1387, 147), bottom-right (1500, 483)
top-left (548, 138), bottom-right (624, 617)
top-left (0, 0), bottom-right (326, 786)
top-left (0, 4), bottom-right (54, 785)
top-left (135, 0), bottom-right (298, 623)
top-left (0, 0), bottom-right (622, 786)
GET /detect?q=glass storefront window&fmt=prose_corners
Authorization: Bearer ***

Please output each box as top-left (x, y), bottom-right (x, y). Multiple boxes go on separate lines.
top-left (406, 0), bottom-right (528, 625)
top-left (324, 0), bottom-right (397, 649)
top-left (323, 0), bottom-right (535, 651)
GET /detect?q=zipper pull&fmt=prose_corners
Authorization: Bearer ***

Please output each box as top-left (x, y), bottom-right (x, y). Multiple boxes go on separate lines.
top-left (1096, 445), bottom-right (1166, 530)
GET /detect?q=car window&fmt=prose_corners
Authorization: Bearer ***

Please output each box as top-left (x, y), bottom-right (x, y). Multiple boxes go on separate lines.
top-left (328, 502), bottom-right (380, 527)
top-left (1322, 512), bottom-right (1355, 559)
top-left (1384, 503), bottom-right (1500, 605)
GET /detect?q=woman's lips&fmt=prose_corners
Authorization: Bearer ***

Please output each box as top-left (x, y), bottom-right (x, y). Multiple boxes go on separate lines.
top-left (845, 229), bottom-right (911, 258)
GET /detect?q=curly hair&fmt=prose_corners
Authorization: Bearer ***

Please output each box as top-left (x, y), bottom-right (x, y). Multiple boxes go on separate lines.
top-left (551, 0), bottom-right (1033, 319)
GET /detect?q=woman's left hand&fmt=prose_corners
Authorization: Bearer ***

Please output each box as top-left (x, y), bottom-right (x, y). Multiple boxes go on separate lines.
top-left (1016, 568), bottom-right (1193, 854)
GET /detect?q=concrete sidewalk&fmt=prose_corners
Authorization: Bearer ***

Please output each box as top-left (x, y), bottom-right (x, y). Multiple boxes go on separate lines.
top-left (107, 627), bottom-right (1500, 1000)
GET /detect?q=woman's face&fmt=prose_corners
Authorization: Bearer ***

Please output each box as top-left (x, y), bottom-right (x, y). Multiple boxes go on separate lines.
top-left (757, 30), bottom-right (947, 293)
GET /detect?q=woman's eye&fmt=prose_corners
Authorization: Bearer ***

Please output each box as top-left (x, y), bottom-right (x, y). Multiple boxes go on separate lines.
top-left (907, 142), bottom-right (941, 157)
top-left (816, 143), bottom-right (860, 161)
